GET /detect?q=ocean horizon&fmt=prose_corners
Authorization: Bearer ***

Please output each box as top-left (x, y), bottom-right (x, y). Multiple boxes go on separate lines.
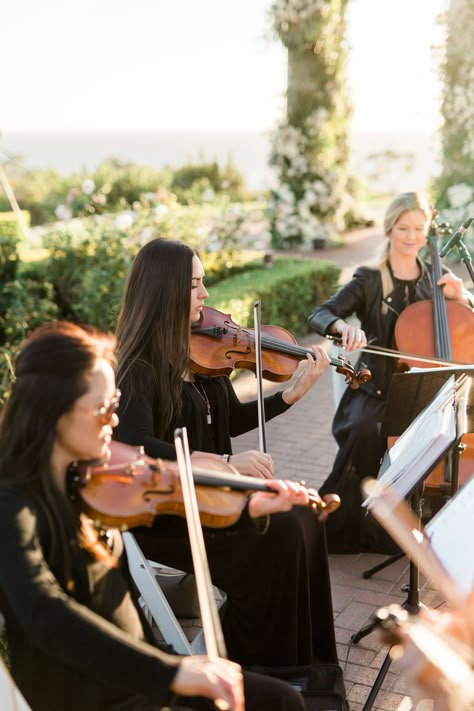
top-left (0, 129), bottom-right (441, 193)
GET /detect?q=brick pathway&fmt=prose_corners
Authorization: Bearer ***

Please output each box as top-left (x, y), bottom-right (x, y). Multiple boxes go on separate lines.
top-left (229, 226), bottom-right (461, 711)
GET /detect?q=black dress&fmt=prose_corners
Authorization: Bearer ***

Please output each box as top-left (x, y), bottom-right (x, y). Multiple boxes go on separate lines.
top-left (0, 486), bottom-right (306, 711)
top-left (308, 260), bottom-right (440, 554)
top-left (117, 366), bottom-right (338, 668)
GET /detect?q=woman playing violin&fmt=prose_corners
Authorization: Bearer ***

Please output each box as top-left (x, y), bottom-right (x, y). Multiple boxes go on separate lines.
top-left (0, 321), bottom-right (308, 711)
top-left (115, 237), bottom-right (339, 668)
top-left (308, 191), bottom-right (474, 554)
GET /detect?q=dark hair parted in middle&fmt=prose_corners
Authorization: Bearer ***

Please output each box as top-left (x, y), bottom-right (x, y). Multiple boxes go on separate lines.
top-left (116, 238), bottom-right (196, 436)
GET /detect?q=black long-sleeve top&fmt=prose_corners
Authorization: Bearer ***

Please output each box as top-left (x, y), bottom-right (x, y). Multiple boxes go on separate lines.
top-left (117, 363), bottom-right (292, 459)
top-left (308, 260), bottom-right (445, 399)
top-left (0, 486), bottom-right (180, 711)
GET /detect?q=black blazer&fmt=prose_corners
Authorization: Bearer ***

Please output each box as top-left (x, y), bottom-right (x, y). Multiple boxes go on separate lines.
top-left (307, 260), bottom-right (443, 399)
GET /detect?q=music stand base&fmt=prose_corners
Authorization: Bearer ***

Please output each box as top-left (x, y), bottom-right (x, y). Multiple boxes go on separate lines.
top-left (362, 551), bottom-right (405, 579)
top-left (352, 592), bottom-right (423, 710)
top-left (362, 651), bottom-right (393, 711)
top-left (351, 557), bottom-right (423, 710)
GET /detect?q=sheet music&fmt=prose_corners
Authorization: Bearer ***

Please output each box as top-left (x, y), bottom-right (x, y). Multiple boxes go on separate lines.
top-left (425, 477), bottom-right (474, 597)
top-left (363, 376), bottom-right (457, 505)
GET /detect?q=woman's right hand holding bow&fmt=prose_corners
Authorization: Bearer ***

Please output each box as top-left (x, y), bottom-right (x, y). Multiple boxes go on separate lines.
top-left (331, 319), bottom-right (367, 352)
top-left (171, 655), bottom-right (244, 711)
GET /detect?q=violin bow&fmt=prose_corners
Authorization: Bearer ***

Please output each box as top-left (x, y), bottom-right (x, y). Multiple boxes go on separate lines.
top-left (253, 300), bottom-right (267, 453)
top-left (174, 427), bottom-right (227, 658)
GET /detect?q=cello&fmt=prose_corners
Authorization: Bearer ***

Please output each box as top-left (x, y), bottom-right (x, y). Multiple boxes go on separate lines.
top-left (392, 210), bottom-right (474, 494)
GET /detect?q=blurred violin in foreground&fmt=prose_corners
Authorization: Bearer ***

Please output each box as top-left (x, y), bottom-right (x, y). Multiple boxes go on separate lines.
top-left (191, 306), bottom-right (371, 389)
top-left (374, 604), bottom-right (474, 711)
top-left (69, 441), bottom-right (341, 530)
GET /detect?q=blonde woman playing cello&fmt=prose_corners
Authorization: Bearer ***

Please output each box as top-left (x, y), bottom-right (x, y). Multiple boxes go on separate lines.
top-left (308, 191), bottom-right (473, 554)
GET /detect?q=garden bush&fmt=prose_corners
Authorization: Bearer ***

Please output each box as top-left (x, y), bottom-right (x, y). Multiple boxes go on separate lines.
top-left (0, 211), bottom-right (30, 241)
top-left (0, 251), bottom-right (340, 406)
top-left (0, 157), bottom-right (253, 226)
top-left (0, 278), bottom-right (59, 348)
top-left (170, 158), bottom-right (247, 203)
top-left (206, 256), bottom-right (341, 335)
top-left (33, 200), bottom-right (269, 331)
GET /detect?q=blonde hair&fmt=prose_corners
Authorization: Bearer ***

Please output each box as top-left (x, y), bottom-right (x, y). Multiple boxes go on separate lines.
top-left (375, 192), bottom-right (432, 314)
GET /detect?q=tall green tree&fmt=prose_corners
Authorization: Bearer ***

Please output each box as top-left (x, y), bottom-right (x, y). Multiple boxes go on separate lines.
top-left (269, 0), bottom-right (353, 248)
top-left (436, 0), bottom-right (474, 219)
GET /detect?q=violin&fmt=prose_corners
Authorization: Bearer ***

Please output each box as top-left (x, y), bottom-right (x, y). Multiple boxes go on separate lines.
top-left (375, 604), bottom-right (474, 711)
top-left (364, 479), bottom-right (474, 710)
top-left (70, 440), bottom-right (341, 530)
top-left (191, 305), bottom-right (371, 389)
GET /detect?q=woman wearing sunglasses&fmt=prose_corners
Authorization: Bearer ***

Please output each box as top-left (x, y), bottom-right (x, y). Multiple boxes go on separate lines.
top-left (0, 321), bottom-right (307, 711)
top-left (115, 238), bottom-right (338, 670)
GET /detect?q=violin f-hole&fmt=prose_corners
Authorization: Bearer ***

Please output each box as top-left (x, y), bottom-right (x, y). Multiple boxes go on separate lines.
top-left (225, 346), bottom-right (251, 360)
top-left (143, 485), bottom-right (175, 500)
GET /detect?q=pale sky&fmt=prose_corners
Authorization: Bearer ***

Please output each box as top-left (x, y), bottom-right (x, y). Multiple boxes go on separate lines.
top-left (2, 0), bottom-right (448, 134)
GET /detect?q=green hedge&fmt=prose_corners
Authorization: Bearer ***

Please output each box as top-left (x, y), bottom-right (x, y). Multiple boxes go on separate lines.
top-left (0, 211), bottom-right (31, 240)
top-left (0, 246), bottom-right (340, 404)
top-left (206, 256), bottom-right (341, 335)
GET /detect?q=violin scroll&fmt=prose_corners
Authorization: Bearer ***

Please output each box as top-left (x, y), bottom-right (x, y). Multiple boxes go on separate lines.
top-left (333, 354), bottom-right (371, 390)
top-left (318, 492), bottom-right (341, 514)
top-left (295, 480), bottom-right (340, 515)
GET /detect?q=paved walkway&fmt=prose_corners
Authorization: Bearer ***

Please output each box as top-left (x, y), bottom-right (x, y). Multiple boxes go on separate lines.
top-left (230, 226), bottom-right (462, 711)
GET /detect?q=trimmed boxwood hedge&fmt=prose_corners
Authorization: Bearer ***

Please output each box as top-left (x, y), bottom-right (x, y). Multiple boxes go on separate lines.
top-left (206, 256), bottom-right (341, 335)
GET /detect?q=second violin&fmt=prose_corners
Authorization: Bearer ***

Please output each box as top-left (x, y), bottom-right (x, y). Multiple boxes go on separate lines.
top-left (191, 305), bottom-right (371, 389)
top-left (70, 441), bottom-right (341, 530)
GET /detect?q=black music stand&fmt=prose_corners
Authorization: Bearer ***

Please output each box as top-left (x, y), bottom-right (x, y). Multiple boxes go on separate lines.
top-left (361, 366), bottom-right (474, 580)
top-left (351, 373), bottom-right (472, 710)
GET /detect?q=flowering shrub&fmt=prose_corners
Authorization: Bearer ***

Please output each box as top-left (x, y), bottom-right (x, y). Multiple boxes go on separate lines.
top-left (269, 112), bottom-right (350, 247)
top-left (0, 157), bottom-right (249, 227)
top-left (37, 199), bottom-right (269, 331)
top-left (55, 178), bottom-right (111, 220)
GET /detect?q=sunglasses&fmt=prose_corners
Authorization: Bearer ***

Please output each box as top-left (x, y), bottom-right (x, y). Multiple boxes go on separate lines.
top-left (79, 389), bottom-right (121, 425)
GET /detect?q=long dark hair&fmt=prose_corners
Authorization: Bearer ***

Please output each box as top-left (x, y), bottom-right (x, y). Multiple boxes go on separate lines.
top-left (0, 321), bottom-right (116, 584)
top-left (116, 238), bottom-right (195, 437)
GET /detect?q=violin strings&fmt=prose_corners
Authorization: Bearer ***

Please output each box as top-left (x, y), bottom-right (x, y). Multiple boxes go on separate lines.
top-left (258, 334), bottom-right (310, 358)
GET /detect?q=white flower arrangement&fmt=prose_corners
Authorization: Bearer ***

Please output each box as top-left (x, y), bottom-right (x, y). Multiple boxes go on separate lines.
top-left (114, 212), bottom-right (134, 231)
top-left (439, 184), bottom-right (474, 236)
top-left (447, 183), bottom-right (473, 209)
top-left (54, 204), bottom-right (72, 221)
top-left (81, 179), bottom-right (96, 196)
top-left (270, 109), bottom-right (349, 247)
